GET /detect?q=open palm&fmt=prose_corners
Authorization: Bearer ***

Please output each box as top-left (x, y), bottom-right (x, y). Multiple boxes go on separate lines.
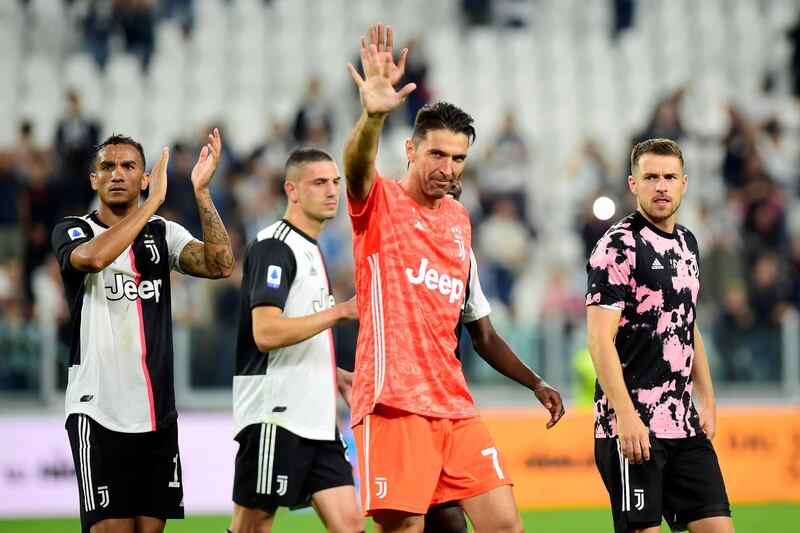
top-left (191, 128), bottom-right (222, 192)
top-left (347, 24), bottom-right (416, 117)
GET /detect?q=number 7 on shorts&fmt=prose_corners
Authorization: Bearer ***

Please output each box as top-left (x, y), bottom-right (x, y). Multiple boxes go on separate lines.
top-left (481, 447), bottom-right (505, 479)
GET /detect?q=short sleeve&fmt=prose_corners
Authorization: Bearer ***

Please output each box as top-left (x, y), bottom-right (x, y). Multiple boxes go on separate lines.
top-left (51, 218), bottom-right (94, 274)
top-left (165, 220), bottom-right (195, 272)
top-left (246, 238), bottom-right (297, 310)
top-left (585, 228), bottom-right (635, 309)
top-left (463, 249), bottom-right (491, 323)
top-left (347, 173), bottom-right (387, 234)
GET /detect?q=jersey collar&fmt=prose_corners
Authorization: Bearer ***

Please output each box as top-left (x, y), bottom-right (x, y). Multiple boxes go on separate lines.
top-left (281, 218), bottom-right (317, 245)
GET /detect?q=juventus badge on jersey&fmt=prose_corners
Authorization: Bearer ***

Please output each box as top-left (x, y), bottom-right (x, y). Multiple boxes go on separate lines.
top-left (144, 238), bottom-right (160, 263)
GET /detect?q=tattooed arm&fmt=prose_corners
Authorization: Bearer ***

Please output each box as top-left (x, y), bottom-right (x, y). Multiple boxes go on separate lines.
top-left (178, 128), bottom-right (234, 279)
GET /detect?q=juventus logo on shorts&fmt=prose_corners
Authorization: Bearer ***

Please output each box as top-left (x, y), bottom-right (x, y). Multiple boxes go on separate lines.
top-left (144, 239), bottom-right (160, 264)
top-left (374, 476), bottom-right (388, 499)
top-left (634, 488), bottom-right (645, 510)
top-left (97, 486), bottom-right (110, 508)
top-left (276, 474), bottom-right (288, 496)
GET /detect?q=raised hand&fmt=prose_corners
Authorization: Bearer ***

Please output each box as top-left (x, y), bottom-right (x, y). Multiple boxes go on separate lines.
top-left (148, 148), bottom-right (169, 205)
top-left (191, 128), bottom-right (222, 193)
top-left (347, 23), bottom-right (416, 117)
top-left (533, 381), bottom-right (566, 429)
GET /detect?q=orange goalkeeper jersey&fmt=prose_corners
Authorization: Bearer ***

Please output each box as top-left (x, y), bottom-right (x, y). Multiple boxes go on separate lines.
top-left (348, 175), bottom-right (477, 425)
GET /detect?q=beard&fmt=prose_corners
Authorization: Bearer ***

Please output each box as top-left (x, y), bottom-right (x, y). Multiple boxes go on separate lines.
top-left (641, 196), bottom-right (681, 222)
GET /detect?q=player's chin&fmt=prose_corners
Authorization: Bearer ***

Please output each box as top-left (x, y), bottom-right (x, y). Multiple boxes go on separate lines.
top-left (319, 207), bottom-right (338, 220)
top-left (428, 187), bottom-right (448, 199)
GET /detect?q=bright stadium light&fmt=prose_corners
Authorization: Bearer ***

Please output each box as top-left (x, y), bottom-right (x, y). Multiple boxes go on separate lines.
top-left (592, 196), bottom-right (616, 221)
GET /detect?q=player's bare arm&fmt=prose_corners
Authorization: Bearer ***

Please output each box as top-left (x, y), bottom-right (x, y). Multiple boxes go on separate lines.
top-left (178, 128), bottom-right (235, 279)
top-left (336, 368), bottom-right (354, 407)
top-left (252, 296), bottom-right (357, 353)
top-left (465, 317), bottom-right (565, 429)
top-left (586, 305), bottom-right (651, 464)
top-left (344, 23), bottom-right (416, 201)
top-left (691, 324), bottom-right (718, 440)
top-left (70, 148), bottom-right (169, 273)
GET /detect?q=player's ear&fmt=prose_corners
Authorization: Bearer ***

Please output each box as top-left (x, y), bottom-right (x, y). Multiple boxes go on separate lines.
top-left (404, 138), bottom-right (415, 163)
top-left (141, 172), bottom-right (151, 191)
top-left (627, 174), bottom-right (636, 194)
top-left (284, 180), bottom-right (298, 203)
top-left (89, 173), bottom-right (98, 191)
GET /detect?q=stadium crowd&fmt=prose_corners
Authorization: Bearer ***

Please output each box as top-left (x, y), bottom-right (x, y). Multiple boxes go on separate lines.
top-left (2, 0), bottom-right (800, 394)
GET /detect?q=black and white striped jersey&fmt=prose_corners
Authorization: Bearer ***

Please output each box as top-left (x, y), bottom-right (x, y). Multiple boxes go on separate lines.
top-left (52, 212), bottom-right (194, 433)
top-left (234, 219), bottom-right (338, 441)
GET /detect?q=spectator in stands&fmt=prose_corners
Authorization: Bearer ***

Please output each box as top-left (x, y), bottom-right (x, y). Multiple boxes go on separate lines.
top-left (78, 0), bottom-right (113, 69)
top-left (757, 118), bottom-right (798, 191)
top-left (54, 91), bottom-right (100, 214)
top-left (163, 142), bottom-right (203, 236)
top-left (721, 105), bottom-right (755, 192)
top-left (0, 151), bottom-right (24, 264)
top-left (635, 91), bottom-right (685, 143)
top-left (612, 0), bottom-right (636, 39)
top-left (741, 180), bottom-right (786, 264)
top-left (476, 196), bottom-right (532, 309)
top-left (461, 0), bottom-right (491, 26)
top-left (715, 281), bottom-right (754, 381)
top-left (399, 38), bottom-right (431, 126)
top-left (19, 153), bottom-right (58, 305)
top-left (113, 0), bottom-right (157, 71)
top-left (292, 77), bottom-right (334, 147)
top-left (747, 253), bottom-right (788, 381)
top-left (12, 122), bottom-right (44, 179)
top-left (481, 111), bottom-right (532, 220)
top-left (788, 15), bottom-right (800, 99)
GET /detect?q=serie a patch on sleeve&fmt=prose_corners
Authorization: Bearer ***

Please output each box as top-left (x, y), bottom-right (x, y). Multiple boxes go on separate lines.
top-left (267, 265), bottom-right (282, 288)
top-left (67, 227), bottom-right (86, 240)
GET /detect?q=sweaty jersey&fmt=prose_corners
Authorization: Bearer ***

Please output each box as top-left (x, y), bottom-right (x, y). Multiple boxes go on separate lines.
top-left (586, 210), bottom-right (703, 439)
top-left (348, 175), bottom-right (475, 425)
top-left (233, 220), bottom-right (338, 441)
top-left (52, 212), bottom-right (194, 433)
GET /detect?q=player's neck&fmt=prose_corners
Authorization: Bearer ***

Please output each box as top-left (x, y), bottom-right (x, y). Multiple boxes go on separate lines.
top-left (96, 202), bottom-right (138, 227)
top-left (283, 209), bottom-right (324, 240)
top-left (637, 207), bottom-right (676, 234)
top-left (399, 176), bottom-right (442, 210)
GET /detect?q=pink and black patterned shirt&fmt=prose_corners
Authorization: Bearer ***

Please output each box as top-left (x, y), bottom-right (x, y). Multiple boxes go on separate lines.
top-left (586, 210), bottom-right (703, 439)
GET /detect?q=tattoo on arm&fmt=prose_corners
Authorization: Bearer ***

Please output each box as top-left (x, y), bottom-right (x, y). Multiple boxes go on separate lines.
top-left (180, 200), bottom-right (234, 278)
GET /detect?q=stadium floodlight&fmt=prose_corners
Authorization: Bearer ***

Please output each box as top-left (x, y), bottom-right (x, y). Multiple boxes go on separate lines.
top-left (592, 196), bottom-right (616, 221)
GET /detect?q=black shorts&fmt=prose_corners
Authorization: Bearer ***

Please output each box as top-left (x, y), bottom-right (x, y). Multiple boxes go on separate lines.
top-left (595, 434), bottom-right (730, 533)
top-left (233, 423), bottom-right (354, 511)
top-left (65, 414), bottom-right (184, 532)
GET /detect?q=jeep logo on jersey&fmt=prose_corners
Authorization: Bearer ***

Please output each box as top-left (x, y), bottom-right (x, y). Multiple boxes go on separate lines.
top-left (105, 273), bottom-right (163, 303)
top-left (406, 257), bottom-right (464, 304)
top-left (312, 288), bottom-right (336, 312)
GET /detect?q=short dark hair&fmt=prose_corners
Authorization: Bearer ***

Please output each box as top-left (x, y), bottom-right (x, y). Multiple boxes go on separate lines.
top-left (411, 101), bottom-right (476, 146)
top-left (630, 138), bottom-right (684, 174)
top-left (284, 147), bottom-right (335, 179)
top-left (94, 134), bottom-right (146, 170)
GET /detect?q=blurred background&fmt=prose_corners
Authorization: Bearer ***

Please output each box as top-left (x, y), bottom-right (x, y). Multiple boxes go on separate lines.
top-left (1, 0), bottom-right (800, 525)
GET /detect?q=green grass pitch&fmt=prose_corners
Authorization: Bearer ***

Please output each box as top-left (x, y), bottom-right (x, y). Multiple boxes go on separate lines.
top-left (1, 503), bottom-right (797, 532)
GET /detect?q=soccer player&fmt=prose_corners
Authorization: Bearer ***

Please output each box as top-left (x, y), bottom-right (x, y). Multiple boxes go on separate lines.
top-left (228, 148), bottom-right (363, 533)
top-left (420, 177), bottom-right (565, 533)
top-left (51, 129), bottom-right (234, 533)
top-left (344, 24), bottom-right (543, 532)
top-left (586, 138), bottom-right (734, 533)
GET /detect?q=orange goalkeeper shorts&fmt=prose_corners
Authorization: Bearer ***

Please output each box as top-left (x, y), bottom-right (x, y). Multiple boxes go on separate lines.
top-left (353, 407), bottom-right (512, 515)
